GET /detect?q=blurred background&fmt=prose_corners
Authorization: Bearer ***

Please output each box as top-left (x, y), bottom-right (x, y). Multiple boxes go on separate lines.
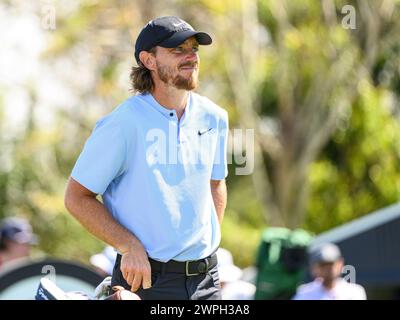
top-left (1, 0), bottom-right (400, 299)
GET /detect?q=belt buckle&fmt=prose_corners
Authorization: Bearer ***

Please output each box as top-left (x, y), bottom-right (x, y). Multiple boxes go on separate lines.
top-left (185, 261), bottom-right (200, 276)
top-left (185, 259), bottom-right (209, 276)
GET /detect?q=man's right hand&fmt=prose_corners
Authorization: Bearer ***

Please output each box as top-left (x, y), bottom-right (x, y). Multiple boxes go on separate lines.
top-left (120, 245), bottom-right (152, 292)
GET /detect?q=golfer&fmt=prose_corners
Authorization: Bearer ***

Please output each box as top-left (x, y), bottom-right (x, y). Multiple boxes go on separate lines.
top-left (64, 16), bottom-right (229, 300)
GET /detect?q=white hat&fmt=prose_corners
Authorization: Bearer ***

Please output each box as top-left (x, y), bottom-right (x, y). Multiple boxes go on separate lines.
top-left (217, 248), bottom-right (243, 283)
top-left (310, 243), bottom-right (342, 265)
top-left (90, 246), bottom-right (117, 275)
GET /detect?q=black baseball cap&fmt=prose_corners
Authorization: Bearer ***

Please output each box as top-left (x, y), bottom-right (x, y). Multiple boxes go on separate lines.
top-left (134, 16), bottom-right (212, 64)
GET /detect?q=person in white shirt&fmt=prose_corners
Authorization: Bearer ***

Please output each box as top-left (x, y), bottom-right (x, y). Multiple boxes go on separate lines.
top-left (292, 243), bottom-right (366, 300)
top-left (217, 248), bottom-right (256, 300)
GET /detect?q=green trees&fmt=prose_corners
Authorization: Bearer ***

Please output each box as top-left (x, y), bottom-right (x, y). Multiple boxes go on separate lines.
top-left (1, 0), bottom-right (400, 267)
top-left (307, 81), bottom-right (400, 233)
top-left (221, 0), bottom-right (400, 229)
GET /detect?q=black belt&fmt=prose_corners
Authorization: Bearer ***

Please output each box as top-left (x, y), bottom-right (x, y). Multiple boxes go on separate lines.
top-left (149, 253), bottom-right (218, 277)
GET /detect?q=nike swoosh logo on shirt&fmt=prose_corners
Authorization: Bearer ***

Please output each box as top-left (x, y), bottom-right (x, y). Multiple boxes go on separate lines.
top-left (198, 128), bottom-right (213, 136)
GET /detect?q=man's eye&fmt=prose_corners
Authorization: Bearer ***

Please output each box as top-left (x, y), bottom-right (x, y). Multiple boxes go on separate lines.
top-left (173, 47), bottom-right (184, 53)
top-left (172, 47), bottom-right (199, 54)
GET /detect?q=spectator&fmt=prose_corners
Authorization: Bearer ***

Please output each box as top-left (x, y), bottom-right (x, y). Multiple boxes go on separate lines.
top-left (292, 243), bottom-right (366, 300)
top-left (217, 248), bottom-right (256, 300)
top-left (0, 217), bottom-right (38, 270)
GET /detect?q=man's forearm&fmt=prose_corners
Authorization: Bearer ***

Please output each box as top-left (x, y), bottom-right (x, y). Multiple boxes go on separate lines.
top-left (65, 182), bottom-right (143, 254)
top-left (210, 179), bottom-right (227, 224)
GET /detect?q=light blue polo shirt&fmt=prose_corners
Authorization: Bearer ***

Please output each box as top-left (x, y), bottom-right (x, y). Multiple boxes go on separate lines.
top-left (71, 92), bottom-right (229, 262)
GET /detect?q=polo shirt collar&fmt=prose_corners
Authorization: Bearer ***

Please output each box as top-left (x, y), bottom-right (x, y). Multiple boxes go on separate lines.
top-left (141, 92), bottom-right (193, 121)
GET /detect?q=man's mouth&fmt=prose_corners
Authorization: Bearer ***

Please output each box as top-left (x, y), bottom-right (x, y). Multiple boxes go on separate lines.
top-left (179, 64), bottom-right (198, 71)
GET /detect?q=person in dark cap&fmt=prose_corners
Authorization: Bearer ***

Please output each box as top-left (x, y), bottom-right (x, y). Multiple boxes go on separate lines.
top-left (292, 243), bottom-right (366, 300)
top-left (0, 217), bottom-right (38, 270)
top-left (65, 16), bottom-right (228, 299)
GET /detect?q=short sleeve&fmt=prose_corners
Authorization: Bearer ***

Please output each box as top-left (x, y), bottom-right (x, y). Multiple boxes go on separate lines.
top-left (71, 118), bottom-right (127, 195)
top-left (211, 111), bottom-right (229, 180)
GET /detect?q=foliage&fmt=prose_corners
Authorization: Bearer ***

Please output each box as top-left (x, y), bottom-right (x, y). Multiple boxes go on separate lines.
top-left (306, 81), bottom-right (400, 233)
top-left (1, 0), bottom-right (400, 268)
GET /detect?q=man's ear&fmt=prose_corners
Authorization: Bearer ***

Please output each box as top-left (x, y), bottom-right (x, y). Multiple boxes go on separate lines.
top-left (336, 258), bottom-right (345, 269)
top-left (139, 51), bottom-right (156, 71)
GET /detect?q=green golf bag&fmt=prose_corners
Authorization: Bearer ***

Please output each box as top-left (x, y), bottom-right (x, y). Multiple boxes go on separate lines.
top-left (254, 227), bottom-right (314, 300)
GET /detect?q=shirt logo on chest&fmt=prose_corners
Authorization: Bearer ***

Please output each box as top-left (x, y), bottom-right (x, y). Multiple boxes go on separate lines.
top-left (198, 128), bottom-right (213, 136)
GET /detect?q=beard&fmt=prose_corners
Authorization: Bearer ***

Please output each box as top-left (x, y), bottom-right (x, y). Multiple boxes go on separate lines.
top-left (156, 60), bottom-right (199, 90)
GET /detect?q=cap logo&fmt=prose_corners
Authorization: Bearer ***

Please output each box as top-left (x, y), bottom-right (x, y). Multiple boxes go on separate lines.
top-left (134, 16), bottom-right (212, 63)
top-left (171, 22), bottom-right (186, 28)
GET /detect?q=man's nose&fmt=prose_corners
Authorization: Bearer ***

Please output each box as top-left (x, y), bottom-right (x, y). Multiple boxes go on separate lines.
top-left (184, 49), bottom-right (198, 61)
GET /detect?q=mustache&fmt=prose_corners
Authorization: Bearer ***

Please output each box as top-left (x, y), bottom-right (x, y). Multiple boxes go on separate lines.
top-left (178, 62), bottom-right (198, 68)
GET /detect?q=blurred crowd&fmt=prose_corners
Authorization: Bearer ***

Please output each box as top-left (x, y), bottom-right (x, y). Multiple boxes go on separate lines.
top-left (0, 216), bottom-right (367, 300)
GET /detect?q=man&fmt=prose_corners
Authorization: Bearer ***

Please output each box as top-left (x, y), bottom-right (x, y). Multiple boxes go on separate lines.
top-left (0, 217), bottom-right (38, 270)
top-left (64, 16), bottom-right (229, 300)
top-left (292, 243), bottom-right (366, 300)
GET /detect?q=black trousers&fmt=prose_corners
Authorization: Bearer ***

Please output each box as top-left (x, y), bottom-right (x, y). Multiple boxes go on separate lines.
top-left (111, 254), bottom-right (222, 300)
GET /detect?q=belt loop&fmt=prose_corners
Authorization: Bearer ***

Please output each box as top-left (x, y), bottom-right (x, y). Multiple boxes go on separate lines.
top-left (161, 262), bottom-right (166, 275)
top-left (204, 258), bottom-right (210, 272)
